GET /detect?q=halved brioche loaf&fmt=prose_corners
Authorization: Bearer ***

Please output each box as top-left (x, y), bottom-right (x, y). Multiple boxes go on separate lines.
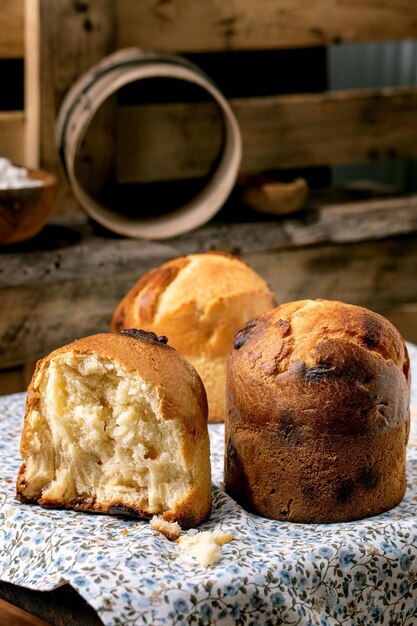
top-left (111, 252), bottom-right (276, 422)
top-left (17, 330), bottom-right (212, 528)
top-left (225, 299), bottom-right (410, 523)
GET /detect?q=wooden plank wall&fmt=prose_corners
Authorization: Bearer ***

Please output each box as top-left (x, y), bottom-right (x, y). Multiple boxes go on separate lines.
top-left (0, 0), bottom-right (24, 58)
top-left (35, 0), bottom-right (417, 194)
top-left (39, 0), bottom-right (115, 214)
top-left (118, 87), bottom-right (417, 182)
top-left (117, 0), bottom-right (417, 51)
top-left (114, 0), bottom-right (417, 182)
top-left (0, 0), bottom-right (416, 195)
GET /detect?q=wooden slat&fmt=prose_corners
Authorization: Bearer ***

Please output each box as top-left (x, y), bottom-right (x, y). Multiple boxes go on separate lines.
top-left (117, 0), bottom-right (417, 52)
top-left (24, 0), bottom-right (40, 168)
top-left (39, 0), bottom-right (115, 213)
top-left (117, 86), bottom-right (417, 183)
top-left (0, 0), bottom-right (24, 59)
top-left (3, 193), bottom-right (417, 288)
top-left (0, 111), bottom-right (25, 165)
top-left (0, 582), bottom-right (103, 626)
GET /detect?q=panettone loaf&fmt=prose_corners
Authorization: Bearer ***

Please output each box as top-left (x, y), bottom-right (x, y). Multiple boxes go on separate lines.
top-left (111, 252), bottom-right (276, 423)
top-left (17, 330), bottom-right (212, 528)
top-left (225, 299), bottom-right (410, 523)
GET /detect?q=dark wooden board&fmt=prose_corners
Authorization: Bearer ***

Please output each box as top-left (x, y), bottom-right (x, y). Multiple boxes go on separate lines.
top-left (0, 208), bottom-right (417, 369)
top-left (0, 582), bottom-right (102, 626)
top-left (0, 599), bottom-right (50, 625)
top-left (2, 191), bottom-right (417, 288)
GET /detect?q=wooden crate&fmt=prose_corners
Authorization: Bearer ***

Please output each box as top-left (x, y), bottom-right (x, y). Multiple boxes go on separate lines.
top-left (38, 1), bottom-right (417, 199)
top-left (3, 0), bottom-right (415, 194)
top-left (0, 0), bottom-right (40, 168)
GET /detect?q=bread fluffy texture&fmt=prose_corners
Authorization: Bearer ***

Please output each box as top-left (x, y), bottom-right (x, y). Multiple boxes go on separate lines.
top-left (17, 331), bottom-right (212, 529)
top-left (225, 299), bottom-right (410, 523)
top-left (111, 252), bottom-right (276, 422)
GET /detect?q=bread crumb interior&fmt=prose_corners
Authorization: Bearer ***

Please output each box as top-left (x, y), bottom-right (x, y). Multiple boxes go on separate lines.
top-left (22, 353), bottom-right (189, 514)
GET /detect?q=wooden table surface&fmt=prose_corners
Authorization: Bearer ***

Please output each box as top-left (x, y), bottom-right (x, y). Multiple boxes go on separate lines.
top-left (0, 582), bottom-right (102, 626)
top-left (0, 600), bottom-right (49, 626)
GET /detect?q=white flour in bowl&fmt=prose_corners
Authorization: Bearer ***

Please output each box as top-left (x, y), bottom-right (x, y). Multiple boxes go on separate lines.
top-left (0, 158), bottom-right (43, 190)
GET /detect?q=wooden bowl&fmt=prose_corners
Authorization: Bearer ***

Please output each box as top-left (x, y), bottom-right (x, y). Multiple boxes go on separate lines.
top-left (0, 167), bottom-right (57, 246)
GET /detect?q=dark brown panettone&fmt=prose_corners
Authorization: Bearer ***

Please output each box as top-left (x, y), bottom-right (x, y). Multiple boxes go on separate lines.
top-left (225, 299), bottom-right (410, 523)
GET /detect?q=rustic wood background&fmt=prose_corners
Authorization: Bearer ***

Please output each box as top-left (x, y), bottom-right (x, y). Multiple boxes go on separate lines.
top-left (1, 0), bottom-right (417, 386)
top-left (1, 0), bottom-right (417, 203)
top-left (2, 194), bottom-right (417, 380)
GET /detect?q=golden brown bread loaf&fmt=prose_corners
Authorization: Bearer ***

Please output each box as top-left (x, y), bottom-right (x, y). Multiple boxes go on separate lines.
top-left (225, 299), bottom-right (410, 523)
top-left (111, 252), bottom-right (276, 423)
top-left (17, 329), bottom-right (212, 529)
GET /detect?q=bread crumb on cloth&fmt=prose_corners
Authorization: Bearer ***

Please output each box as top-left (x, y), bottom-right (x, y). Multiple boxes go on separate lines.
top-left (177, 530), bottom-right (234, 567)
top-left (150, 516), bottom-right (235, 567)
top-left (150, 515), bottom-right (182, 540)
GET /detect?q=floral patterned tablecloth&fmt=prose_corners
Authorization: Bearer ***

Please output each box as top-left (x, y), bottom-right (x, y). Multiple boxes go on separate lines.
top-left (1, 345), bottom-right (417, 626)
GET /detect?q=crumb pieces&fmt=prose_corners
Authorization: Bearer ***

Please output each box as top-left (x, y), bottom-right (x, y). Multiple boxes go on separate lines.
top-left (214, 531), bottom-right (234, 546)
top-left (121, 528), bottom-right (129, 536)
top-left (177, 531), bottom-right (234, 567)
top-left (150, 517), bottom-right (235, 566)
top-left (150, 515), bottom-right (182, 540)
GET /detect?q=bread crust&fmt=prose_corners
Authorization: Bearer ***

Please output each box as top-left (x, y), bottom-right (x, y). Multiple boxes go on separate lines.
top-left (225, 299), bottom-right (410, 523)
top-left (111, 252), bottom-right (277, 422)
top-left (17, 330), bottom-right (212, 528)
top-left (112, 258), bottom-right (190, 331)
